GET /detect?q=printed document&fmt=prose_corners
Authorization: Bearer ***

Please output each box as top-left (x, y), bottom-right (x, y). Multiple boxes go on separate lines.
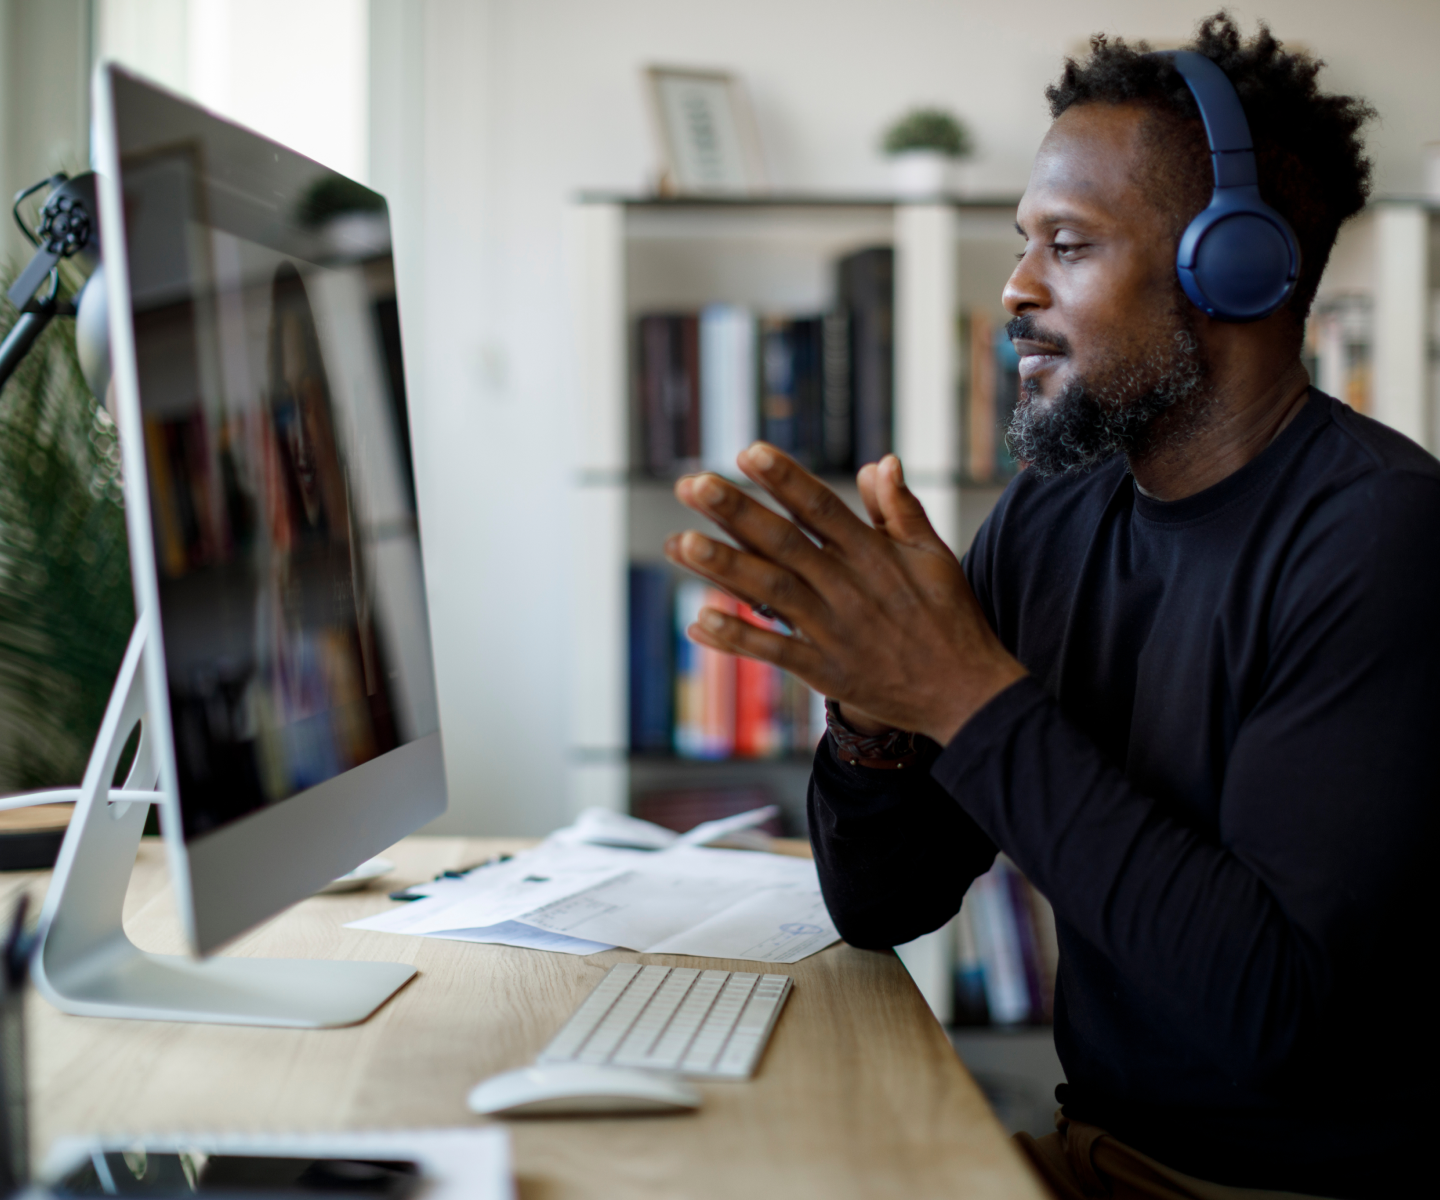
top-left (346, 810), bottom-right (838, 964)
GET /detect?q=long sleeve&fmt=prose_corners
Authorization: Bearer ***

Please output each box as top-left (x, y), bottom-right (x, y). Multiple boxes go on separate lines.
top-left (808, 731), bottom-right (997, 950)
top-left (933, 471), bottom-right (1440, 1098)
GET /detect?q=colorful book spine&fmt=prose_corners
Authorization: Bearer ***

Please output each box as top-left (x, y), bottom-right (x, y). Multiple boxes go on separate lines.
top-left (639, 313), bottom-right (702, 476)
top-left (993, 326), bottom-right (1020, 477)
top-left (967, 861), bottom-right (1031, 1025)
top-left (953, 894), bottom-right (990, 1025)
top-left (821, 311), bottom-right (853, 474)
top-left (966, 311), bottom-right (996, 482)
top-left (673, 581), bottom-right (735, 759)
top-left (955, 858), bottom-right (1059, 1026)
top-left (837, 246), bottom-right (894, 467)
top-left (700, 304), bottom-right (757, 478)
top-left (628, 564), bottom-right (673, 754)
top-left (666, 579), bottom-right (819, 760)
top-left (760, 316), bottom-right (798, 454)
top-left (960, 311), bottom-right (1022, 483)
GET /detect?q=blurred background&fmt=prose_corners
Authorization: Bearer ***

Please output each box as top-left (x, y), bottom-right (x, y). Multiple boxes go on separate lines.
top-left (3, 0), bottom-right (1437, 1135)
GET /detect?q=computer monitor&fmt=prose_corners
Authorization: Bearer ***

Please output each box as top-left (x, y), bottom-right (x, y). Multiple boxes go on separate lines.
top-left (94, 64), bottom-right (446, 955)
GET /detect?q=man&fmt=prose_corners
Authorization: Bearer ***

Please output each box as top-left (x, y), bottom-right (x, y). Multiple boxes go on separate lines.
top-left (665, 13), bottom-right (1435, 1200)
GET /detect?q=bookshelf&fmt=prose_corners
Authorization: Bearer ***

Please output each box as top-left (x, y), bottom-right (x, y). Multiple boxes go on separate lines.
top-left (1309, 198), bottom-right (1438, 450)
top-left (564, 194), bottom-right (1022, 1023)
top-left (565, 195), bottom-right (1022, 826)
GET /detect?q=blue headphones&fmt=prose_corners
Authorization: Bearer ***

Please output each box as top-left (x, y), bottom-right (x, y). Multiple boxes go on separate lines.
top-left (1158, 51), bottom-right (1300, 322)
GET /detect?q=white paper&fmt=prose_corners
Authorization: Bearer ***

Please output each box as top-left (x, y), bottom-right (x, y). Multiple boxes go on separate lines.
top-left (345, 827), bottom-right (840, 965)
top-left (644, 890), bottom-right (839, 963)
top-left (425, 920), bottom-right (613, 956)
top-left (670, 805), bottom-right (778, 849)
top-left (548, 806), bottom-right (679, 850)
top-left (517, 868), bottom-right (754, 949)
top-left (346, 843), bottom-right (639, 936)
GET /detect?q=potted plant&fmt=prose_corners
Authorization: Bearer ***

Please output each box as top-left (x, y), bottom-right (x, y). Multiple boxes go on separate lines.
top-left (881, 107), bottom-right (974, 197)
top-left (0, 262), bottom-right (133, 797)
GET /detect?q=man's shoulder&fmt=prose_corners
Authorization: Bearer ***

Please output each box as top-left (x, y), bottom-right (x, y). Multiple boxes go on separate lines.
top-left (1285, 391), bottom-right (1440, 533)
top-left (1309, 390), bottom-right (1440, 480)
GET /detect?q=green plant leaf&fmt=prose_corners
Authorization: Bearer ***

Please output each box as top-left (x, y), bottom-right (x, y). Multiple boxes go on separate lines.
top-left (1, 260), bottom-right (134, 790)
top-left (881, 107), bottom-right (974, 158)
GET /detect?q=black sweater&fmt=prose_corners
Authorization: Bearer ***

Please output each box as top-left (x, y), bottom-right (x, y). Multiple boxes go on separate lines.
top-left (808, 391), bottom-right (1439, 1197)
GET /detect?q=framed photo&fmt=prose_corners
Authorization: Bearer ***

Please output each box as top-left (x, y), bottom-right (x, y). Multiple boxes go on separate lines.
top-left (644, 66), bottom-right (767, 196)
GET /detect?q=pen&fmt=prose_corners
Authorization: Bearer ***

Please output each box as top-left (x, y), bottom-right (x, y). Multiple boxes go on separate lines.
top-left (388, 854), bottom-right (512, 902)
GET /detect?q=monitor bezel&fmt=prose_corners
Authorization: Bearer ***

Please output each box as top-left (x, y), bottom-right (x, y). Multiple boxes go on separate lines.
top-left (92, 60), bottom-right (447, 956)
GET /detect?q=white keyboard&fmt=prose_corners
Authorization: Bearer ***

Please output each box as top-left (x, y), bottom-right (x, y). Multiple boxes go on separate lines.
top-left (537, 963), bottom-right (793, 1080)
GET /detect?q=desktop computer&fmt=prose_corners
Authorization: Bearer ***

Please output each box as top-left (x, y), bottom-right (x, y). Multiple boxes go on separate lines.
top-left (26, 63), bottom-right (447, 1028)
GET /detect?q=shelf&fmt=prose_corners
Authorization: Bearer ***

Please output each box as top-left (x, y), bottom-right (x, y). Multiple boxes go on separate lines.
top-left (576, 191), bottom-right (1024, 210)
top-left (629, 753), bottom-right (815, 767)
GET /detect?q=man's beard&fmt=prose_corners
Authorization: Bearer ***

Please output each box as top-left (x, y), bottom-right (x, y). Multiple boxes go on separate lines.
top-left (1004, 305), bottom-right (1210, 478)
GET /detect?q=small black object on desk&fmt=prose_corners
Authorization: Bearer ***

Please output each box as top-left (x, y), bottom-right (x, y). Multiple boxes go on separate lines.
top-left (2, 894), bottom-right (34, 1195)
top-left (387, 855), bottom-right (512, 902)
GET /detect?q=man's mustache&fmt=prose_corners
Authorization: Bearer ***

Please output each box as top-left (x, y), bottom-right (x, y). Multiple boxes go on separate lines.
top-left (1006, 313), bottom-right (1073, 356)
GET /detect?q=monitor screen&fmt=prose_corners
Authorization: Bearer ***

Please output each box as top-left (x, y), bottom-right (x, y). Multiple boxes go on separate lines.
top-left (112, 73), bottom-right (439, 842)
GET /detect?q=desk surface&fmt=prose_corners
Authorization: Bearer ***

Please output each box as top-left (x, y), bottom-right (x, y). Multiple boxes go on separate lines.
top-left (4, 836), bottom-right (1044, 1199)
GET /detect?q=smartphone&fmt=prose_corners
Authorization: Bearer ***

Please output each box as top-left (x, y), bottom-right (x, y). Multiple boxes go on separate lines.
top-left (53, 1152), bottom-right (422, 1200)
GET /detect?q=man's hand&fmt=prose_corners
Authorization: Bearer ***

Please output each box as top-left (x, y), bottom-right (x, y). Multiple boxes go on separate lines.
top-left (665, 443), bottom-right (1026, 746)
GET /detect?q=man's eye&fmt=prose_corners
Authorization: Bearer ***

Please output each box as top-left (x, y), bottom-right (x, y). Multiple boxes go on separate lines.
top-left (1051, 240), bottom-right (1085, 257)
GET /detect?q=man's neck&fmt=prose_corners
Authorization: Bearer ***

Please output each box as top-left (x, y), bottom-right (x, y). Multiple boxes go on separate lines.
top-left (1129, 358), bottom-right (1312, 502)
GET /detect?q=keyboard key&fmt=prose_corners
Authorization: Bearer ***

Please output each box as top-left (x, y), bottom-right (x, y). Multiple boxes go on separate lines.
top-left (537, 964), bottom-right (793, 1080)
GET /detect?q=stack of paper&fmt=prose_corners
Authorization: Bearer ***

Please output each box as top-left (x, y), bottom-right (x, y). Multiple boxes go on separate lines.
top-left (347, 810), bottom-right (839, 964)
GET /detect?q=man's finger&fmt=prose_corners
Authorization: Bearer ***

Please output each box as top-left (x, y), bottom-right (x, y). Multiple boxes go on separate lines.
top-left (736, 442), bottom-right (874, 553)
top-left (689, 605), bottom-right (828, 684)
top-left (872, 455), bottom-right (954, 556)
top-left (856, 462), bottom-right (886, 530)
top-left (665, 531), bottom-right (826, 628)
top-left (675, 471), bottom-right (845, 590)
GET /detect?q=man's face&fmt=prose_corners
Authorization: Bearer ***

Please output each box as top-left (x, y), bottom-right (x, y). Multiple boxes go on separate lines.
top-left (1004, 102), bottom-right (1209, 476)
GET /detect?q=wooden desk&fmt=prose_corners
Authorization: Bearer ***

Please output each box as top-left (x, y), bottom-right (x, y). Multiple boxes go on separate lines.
top-left (3, 837), bottom-right (1044, 1199)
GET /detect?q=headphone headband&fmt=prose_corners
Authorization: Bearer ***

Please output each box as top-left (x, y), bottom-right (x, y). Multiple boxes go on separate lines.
top-left (1147, 50), bottom-right (1299, 321)
top-left (1160, 51), bottom-right (1258, 188)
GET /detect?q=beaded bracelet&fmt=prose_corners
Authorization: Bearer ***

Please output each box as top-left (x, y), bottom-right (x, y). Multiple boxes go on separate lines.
top-left (824, 699), bottom-right (920, 770)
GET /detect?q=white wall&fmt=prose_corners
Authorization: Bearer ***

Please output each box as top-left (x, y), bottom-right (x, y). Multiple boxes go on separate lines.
top-left (97, 0), bottom-right (368, 180)
top-left (0, 0), bottom-right (92, 265)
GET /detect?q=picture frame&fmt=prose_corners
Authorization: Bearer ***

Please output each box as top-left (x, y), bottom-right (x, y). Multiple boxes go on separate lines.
top-left (643, 66), bottom-right (768, 196)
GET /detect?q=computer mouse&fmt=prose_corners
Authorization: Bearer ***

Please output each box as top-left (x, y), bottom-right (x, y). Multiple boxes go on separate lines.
top-left (466, 1062), bottom-right (702, 1117)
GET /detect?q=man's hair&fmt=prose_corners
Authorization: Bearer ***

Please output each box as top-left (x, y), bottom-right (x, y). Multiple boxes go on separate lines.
top-left (1045, 11), bottom-right (1374, 321)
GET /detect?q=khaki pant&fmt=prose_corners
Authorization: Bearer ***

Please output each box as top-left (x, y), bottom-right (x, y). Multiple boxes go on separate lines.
top-left (1014, 1115), bottom-right (1330, 1200)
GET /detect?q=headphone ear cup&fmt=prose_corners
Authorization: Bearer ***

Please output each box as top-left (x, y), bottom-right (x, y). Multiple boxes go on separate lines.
top-left (1179, 207), bottom-right (1299, 322)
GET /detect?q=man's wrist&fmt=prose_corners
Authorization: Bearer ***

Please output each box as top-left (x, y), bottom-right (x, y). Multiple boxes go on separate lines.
top-left (921, 660), bottom-right (1029, 746)
top-left (825, 700), bottom-right (920, 770)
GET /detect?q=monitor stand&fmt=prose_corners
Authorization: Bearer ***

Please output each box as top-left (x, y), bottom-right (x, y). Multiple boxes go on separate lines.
top-left (30, 622), bottom-right (416, 1028)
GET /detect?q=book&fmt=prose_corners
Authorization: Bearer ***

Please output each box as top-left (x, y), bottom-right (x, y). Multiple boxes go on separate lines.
top-left (955, 857), bottom-right (1057, 1026)
top-left (668, 579), bottom-right (820, 760)
top-left (993, 326), bottom-right (1020, 478)
top-left (836, 247), bottom-right (894, 467)
top-left (965, 311), bottom-right (996, 482)
top-left (628, 564), bottom-right (673, 754)
top-left (700, 304), bottom-right (757, 478)
top-left (820, 311), bottom-right (853, 473)
top-left (673, 581), bottom-right (735, 759)
top-left (960, 311), bottom-right (1021, 483)
top-left (953, 893), bottom-right (990, 1025)
top-left (966, 861), bottom-right (1031, 1025)
top-left (760, 316), bottom-right (798, 455)
top-left (1308, 294), bottom-right (1372, 414)
top-left (638, 313), bottom-right (701, 476)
